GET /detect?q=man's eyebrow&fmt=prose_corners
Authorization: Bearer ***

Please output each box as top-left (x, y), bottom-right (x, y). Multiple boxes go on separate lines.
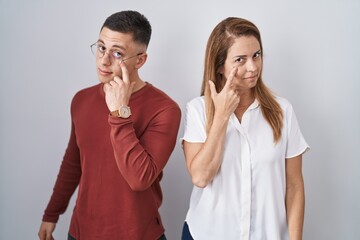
top-left (97, 39), bottom-right (126, 51)
top-left (111, 44), bottom-right (126, 51)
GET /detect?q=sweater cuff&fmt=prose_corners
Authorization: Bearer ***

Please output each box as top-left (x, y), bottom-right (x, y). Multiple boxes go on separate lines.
top-left (42, 213), bottom-right (59, 223)
top-left (108, 115), bottom-right (133, 125)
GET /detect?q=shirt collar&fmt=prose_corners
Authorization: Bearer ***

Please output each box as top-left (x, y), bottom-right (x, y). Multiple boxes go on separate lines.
top-left (248, 98), bottom-right (260, 110)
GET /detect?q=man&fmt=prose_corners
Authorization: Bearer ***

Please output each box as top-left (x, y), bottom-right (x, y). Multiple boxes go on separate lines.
top-left (38, 10), bottom-right (181, 240)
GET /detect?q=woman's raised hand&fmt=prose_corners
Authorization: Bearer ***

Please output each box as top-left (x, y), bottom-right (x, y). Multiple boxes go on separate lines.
top-left (208, 67), bottom-right (240, 118)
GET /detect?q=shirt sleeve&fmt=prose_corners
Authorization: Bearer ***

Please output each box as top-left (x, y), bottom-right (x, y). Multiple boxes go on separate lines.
top-left (108, 106), bottom-right (181, 191)
top-left (285, 103), bottom-right (310, 159)
top-left (181, 98), bottom-right (207, 143)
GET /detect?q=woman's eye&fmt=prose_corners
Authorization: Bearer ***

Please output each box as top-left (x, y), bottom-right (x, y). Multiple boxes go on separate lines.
top-left (113, 51), bottom-right (122, 59)
top-left (254, 51), bottom-right (262, 58)
top-left (235, 57), bottom-right (244, 63)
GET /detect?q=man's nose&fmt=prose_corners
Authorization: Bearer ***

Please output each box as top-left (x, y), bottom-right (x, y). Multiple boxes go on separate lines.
top-left (101, 51), bottom-right (112, 65)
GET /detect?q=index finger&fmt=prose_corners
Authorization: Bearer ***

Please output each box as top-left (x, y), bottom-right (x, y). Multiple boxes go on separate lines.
top-left (119, 61), bottom-right (130, 84)
top-left (224, 67), bottom-right (237, 89)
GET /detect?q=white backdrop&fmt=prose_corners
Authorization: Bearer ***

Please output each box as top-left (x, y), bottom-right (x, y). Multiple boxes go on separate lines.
top-left (1, 0), bottom-right (359, 239)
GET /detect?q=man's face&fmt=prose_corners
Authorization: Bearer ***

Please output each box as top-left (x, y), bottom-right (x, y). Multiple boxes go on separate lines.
top-left (94, 27), bottom-right (142, 83)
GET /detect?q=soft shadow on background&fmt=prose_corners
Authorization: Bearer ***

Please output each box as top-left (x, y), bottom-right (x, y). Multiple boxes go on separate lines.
top-left (0, 0), bottom-right (359, 239)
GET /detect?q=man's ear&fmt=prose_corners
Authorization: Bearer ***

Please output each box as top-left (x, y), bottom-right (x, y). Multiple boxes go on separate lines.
top-left (135, 53), bottom-right (147, 69)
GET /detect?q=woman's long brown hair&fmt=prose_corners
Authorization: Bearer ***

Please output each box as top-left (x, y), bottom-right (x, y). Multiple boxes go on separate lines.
top-left (200, 17), bottom-right (283, 143)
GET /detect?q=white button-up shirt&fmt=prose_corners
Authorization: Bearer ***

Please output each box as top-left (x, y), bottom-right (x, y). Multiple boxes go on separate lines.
top-left (182, 96), bottom-right (309, 240)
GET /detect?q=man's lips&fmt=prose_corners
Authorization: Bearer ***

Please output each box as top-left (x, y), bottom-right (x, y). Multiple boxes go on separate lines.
top-left (98, 68), bottom-right (112, 75)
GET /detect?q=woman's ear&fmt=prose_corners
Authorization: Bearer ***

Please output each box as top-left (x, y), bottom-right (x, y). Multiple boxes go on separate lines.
top-left (135, 53), bottom-right (147, 69)
top-left (217, 66), bottom-right (224, 75)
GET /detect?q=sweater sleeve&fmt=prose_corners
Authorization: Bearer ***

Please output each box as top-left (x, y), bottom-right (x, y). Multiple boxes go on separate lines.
top-left (108, 106), bottom-right (181, 191)
top-left (42, 121), bottom-right (81, 222)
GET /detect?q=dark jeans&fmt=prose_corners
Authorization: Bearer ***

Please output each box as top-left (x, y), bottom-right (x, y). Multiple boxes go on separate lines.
top-left (68, 233), bottom-right (167, 240)
top-left (181, 222), bottom-right (194, 240)
top-left (68, 234), bottom-right (75, 240)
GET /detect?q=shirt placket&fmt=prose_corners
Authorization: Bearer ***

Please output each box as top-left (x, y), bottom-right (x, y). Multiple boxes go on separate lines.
top-left (231, 114), bottom-right (252, 240)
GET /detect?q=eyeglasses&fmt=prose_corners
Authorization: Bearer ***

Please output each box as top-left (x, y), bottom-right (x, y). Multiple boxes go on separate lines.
top-left (90, 42), bottom-right (143, 62)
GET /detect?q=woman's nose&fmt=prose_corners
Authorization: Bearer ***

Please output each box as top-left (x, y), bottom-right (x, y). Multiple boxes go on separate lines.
top-left (246, 60), bottom-right (257, 72)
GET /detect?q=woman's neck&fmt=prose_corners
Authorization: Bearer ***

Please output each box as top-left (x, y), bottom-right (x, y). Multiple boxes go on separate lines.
top-left (237, 91), bottom-right (255, 110)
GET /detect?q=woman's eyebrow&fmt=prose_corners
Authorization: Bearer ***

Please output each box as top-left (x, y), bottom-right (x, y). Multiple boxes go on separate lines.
top-left (233, 54), bottom-right (247, 59)
top-left (254, 49), bottom-right (262, 54)
top-left (233, 49), bottom-right (261, 59)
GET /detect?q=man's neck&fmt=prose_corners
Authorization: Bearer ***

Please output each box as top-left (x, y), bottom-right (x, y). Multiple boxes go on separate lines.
top-left (131, 78), bottom-right (146, 93)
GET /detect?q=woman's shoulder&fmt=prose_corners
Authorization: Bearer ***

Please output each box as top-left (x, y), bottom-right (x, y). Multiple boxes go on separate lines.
top-left (274, 95), bottom-right (294, 111)
top-left (187, 96), bottom-right (205, 109)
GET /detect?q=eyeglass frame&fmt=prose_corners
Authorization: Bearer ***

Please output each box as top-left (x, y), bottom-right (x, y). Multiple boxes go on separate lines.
top-left (90, 42), bottom-right (143, 63)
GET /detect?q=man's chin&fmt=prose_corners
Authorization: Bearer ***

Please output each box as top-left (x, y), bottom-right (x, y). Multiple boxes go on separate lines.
top-left (98, 75), bottom-right (122, 84)
top-left (98, 76), bottom-right (112, 84)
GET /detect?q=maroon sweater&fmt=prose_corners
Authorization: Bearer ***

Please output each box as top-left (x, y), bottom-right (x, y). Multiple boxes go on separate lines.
top-left (42, 83), bottom-right (181, 240)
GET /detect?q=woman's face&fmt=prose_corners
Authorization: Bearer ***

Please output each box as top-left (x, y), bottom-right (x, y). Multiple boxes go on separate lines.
top-left (222, 36), bottom-right (262, 93)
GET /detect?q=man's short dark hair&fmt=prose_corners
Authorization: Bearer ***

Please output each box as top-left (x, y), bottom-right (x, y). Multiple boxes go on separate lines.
top-left (101, 10), bottom-right (152, 47)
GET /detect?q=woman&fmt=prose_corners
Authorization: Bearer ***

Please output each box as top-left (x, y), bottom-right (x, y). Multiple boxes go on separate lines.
top-left (181, 17), bottom-right (309, 240)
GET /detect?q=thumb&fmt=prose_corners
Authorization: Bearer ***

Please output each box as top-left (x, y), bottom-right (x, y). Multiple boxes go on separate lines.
top-left (208, 80), bottom-right (217, 99)
top-left (103, 83), bottom-right (111, 93)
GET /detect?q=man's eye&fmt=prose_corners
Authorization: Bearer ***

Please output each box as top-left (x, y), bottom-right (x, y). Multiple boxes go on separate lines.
top-left (98, 45), bottom-right (106, 52)
top-left (113, 51), bottom-right (122, 59)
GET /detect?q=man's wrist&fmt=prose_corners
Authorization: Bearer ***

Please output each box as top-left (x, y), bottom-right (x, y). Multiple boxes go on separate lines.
top-left (110, 105), bottom-right (131, 118)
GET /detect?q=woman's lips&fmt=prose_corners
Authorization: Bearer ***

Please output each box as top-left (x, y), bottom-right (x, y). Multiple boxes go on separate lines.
top-left (244, 76), bottom-right (256, 81)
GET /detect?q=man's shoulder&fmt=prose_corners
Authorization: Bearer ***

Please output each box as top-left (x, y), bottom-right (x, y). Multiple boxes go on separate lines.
top-left (141, 83), bottom-right (180, 109)
top-left (73, 83), bottom-right (101, 98)
top-left (69, 83), bottom-right (102, 110)
top-left (73, 84), bottom-right (100, 102)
